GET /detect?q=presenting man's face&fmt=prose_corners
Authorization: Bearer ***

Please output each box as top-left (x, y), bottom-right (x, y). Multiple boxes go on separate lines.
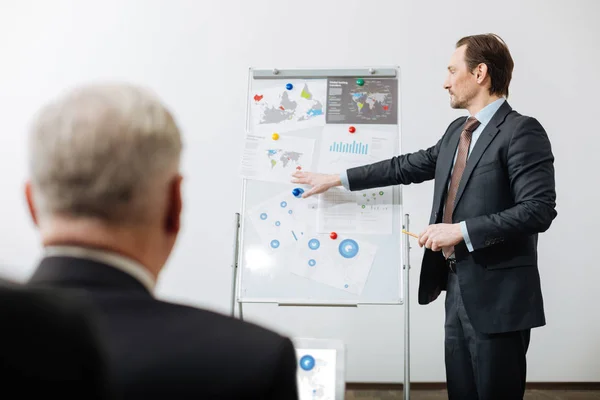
top-left (444, 45), bottom-right (479, 110)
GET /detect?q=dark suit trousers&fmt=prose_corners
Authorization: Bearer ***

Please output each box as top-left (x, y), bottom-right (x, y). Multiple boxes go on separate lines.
top-left (445, 270), bottom-right (531, 400)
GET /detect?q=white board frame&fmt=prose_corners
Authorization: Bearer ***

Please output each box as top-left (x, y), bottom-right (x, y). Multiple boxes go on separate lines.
top-left (230, 67), bottom-right (412, 398)
top-left (235, 66), bottom-right (406, 307)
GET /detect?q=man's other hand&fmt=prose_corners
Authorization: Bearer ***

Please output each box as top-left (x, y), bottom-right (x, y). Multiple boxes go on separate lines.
top-left (418, 223), bottom-right (463, 251)
top-left (291, 171), bottom-right (341, 198)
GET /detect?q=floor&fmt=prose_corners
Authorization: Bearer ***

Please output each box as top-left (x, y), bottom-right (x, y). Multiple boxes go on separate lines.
top-left (345, 389), bottom-right (600, 399)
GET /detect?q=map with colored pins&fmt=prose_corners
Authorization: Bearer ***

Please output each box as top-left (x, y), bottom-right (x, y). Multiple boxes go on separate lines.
top-left (251, 80), bottom-right (327, 132)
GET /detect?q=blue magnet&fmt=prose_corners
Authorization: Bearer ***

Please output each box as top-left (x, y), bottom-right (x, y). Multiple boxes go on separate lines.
top-left (299, 355), bottom-right (315, 371)
top-left (292, 187), bottom-right (304, 198)
top-left (339, 239), bottom-right (359, 258)
top-left (286, 83), bottom-right (293, 90)
top-left (308, 239), bottom-right (321, 250)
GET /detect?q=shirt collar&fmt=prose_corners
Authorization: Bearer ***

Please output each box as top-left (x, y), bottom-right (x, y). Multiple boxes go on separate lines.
top-left (472, 97), bottom-right (506, 127)
top-left (43, 245), bottom-right (156, 293)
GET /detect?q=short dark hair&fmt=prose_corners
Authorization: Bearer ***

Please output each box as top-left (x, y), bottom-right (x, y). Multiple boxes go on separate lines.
top-left (456, 33), bottom-right (514, 97)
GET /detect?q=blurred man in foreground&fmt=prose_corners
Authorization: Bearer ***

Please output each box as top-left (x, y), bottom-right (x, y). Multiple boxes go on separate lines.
top-left (25, 83), bottom-right (298, 399)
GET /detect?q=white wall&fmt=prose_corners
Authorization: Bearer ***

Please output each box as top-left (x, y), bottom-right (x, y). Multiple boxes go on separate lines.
top-left (1, 0), bottom-right (598, 383)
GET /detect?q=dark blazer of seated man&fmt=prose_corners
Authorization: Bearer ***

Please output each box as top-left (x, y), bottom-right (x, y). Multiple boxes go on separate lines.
top-left (24, 83), bottom-right (299, 400)
top-left (0, 282), bottom-right (112, 398)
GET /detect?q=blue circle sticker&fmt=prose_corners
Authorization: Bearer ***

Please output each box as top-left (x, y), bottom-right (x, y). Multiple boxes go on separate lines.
top-left (308, 239), bottom-right (320, 250)
top-left (288, 210), bottom-right (293, 214)
top-left (280, 201), bottom-right (287, 208)
top-left (270, 240), bottom-right (280, 249)
top-left (260, 213), bottom-right (267, 220)
top-left (299, 355), bottom-right (315, 371)
top-left (308, 259), bottom-right (316, 267)
top-left (339, 239), bottom-right (359, 258)
top-left (275, 221), bottom-right (281, 226)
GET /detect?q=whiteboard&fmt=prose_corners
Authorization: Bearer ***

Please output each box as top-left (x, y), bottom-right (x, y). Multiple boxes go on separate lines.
top-left (236, 67), bottom-right (404, 305)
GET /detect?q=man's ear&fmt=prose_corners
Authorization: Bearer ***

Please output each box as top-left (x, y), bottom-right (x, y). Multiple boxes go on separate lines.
top-left (476, 63), bottom-right (488, 84)
top-left (165, 174), bottom-right (183, 234)
top-left (24, 181), bottom-right (39, 227)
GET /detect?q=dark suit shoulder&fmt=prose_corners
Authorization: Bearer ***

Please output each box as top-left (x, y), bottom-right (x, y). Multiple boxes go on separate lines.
top-left (450, 115), bottom-right (468, 125)
top-left (90, 294), bottom-right (298, 398)
top-left (447, 115), bottom-right (468, 131)
top-left (159, 299), bottom-right (289, 345)
top-left (435, 116), bottom-right (468, 146)
top-left (502, 107), bottom-right (545, 126)
top-left (113, 295), bottom-right (293, 362)
top-left (502, 110), bottom-right (547, 140)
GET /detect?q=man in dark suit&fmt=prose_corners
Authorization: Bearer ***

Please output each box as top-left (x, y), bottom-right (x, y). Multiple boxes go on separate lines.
top-left (0, 282), bottom-right (112, 398)
top-left (24, 84), bottom-right (298, 399)
top-left (292, 34), bottom-right (556, 399)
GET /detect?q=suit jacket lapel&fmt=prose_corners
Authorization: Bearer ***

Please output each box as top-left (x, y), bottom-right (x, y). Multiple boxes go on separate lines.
top-left (452, 101), bottom-right (513, 213)
top-left (431, 118), bottom-right (465, 223)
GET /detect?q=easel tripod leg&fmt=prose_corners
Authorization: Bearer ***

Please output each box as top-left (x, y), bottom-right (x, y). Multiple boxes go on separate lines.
top-left (403, 213), bottom-right (411, 400)
top-left (231, 213), bottom-right (241, 318)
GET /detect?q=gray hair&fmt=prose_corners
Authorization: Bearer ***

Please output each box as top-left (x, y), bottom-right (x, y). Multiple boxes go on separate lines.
top-left (28, 83), bottom-right (183, 224)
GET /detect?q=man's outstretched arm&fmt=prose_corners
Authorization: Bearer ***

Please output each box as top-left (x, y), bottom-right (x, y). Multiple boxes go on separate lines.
top-left (292, 138), bottom-right (443, 198)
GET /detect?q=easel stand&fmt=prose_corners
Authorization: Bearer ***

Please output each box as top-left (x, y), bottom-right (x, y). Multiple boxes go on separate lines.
top-left (233, 66), bottom-right (410, 399)
top-left (230, 212), bottom-right (412, 400)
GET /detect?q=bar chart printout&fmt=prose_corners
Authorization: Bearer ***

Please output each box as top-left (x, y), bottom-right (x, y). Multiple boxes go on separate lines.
top-left (329, 140), bottom-right (369, 155)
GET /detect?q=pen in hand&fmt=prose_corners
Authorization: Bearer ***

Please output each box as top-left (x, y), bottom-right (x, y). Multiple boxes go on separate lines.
top-left (402, 229), bottom-right (419, 239)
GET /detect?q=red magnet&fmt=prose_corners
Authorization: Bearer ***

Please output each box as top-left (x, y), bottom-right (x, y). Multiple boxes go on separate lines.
top-left (330, 232), bottom-right (338, 240)
top-left (296, 166), bottom-right (302, 170)
top-left (348, 126), bottom-right (356, 133)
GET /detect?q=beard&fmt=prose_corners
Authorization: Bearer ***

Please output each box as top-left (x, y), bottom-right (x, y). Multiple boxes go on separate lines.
top-left (449, 87), bottom-right (477, 109)
top-left (450, 93), bottom-right (468, 109)
top-left (450, 98), bottom-right (467, 109)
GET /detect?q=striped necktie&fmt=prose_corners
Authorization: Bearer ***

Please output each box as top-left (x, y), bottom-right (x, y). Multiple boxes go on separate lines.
top-left (442, 116), bottom-right (481, 259)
